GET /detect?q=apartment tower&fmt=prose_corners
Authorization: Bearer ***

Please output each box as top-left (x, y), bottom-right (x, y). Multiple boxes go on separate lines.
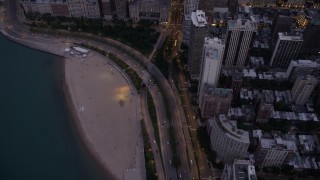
top-left (198, 37), bottom-right (225, 102)
top-left (208, 115), bottom-right (250, 163)
top-left (183, 0), bottom-right (199, 45)
top-left (291, 75), bottom-right (318, 105)
top-left (188, 10), bottom-right (208, 79)
top-left (270, 32), bottom-right (303, 69)
top-left (223, 19), bottom-right (257, 68)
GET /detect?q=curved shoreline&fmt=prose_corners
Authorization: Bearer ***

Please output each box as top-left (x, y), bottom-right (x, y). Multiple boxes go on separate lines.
top-left (60, 60), bottom-right (117, 180)
top-left (0, 29), bottom-right (144, 180)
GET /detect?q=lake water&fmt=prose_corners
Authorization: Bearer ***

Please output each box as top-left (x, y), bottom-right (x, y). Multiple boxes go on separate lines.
top-left (0, 33), bottom-right (112, 180)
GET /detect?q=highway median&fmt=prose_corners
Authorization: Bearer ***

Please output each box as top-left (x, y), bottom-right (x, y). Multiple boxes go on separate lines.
top-left (141, 120), bottom-right (158, 180)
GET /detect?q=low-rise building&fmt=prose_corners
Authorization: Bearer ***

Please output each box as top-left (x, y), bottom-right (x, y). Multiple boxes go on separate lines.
top-left (255, 91), bottom-right (274, 123)
top-left (297, 135), bottom-right (320, 155)
top-left (221, 159), bottom-right (257, 180)
top-left (199, 85), bottom-right (232, 119)
top-left (274, 90), bottom-right (292, 104)
top-left (250, 56), bottom-right (265, 68)
top-left (128, 0), bottom-right (168, 23)
top-left (272, 111), bottom-right (319, 122)
top-left (255, 136), bottom-right (297, 167)
top-left (22, 0), bottom-right (55, 16)
top-left (240, 88), bottom-right (253, 101)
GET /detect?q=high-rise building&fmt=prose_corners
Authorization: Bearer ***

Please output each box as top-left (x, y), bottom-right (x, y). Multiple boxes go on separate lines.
top-left (270, 32), bottom-right (303, 69)
top-left (68, 0), bottom-right (100, 19)
top-left (208, 115), bottom-right (250, 163)
top-left (198, 37), bottom-right (225, 99)
top-left (184, 0), bottom-right (199, 17)
top-left (291, 75), bottom-right (318, 105)
top-left (182, 20), bottom-right (192, 45)
top-left (286, 60), bottom-right (320, 82)
top-left (188, 10), bottom-right (208, 79)
top-left (199, 86), bottom-right (232, 119)
top-left (221, 160), bottom-right (257, 180)
top-left (271, 15), bottom-right (293, 39)
top-left (223, 19), bottom-right (257, 68)
top-left (183, 0), bottom-right (199, 45)
top-left (302, 19), bottom-right (320, 54)
top-left (255, 136), bottom-right (297, 167)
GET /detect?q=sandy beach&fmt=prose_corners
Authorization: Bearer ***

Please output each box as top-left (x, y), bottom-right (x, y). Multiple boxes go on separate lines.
top-left (62, 51), bottom-right (145, 180)
top-left (0, 21), bottom-right (145, 179)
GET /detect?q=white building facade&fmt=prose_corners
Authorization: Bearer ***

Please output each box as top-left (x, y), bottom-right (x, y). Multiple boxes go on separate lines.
top-left (198, 37), bottom-right (225, 101)
top-left (208, 115), bottom-right (250, 163)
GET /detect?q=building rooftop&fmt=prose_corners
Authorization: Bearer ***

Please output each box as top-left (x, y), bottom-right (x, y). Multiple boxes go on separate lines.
top-left (290, 60), bottom-right (319, 67)
top-left (262, 90), bottom-right (274, 103)
top-left (204, 37), bottom-right (224, 60)
top-left (272, 111), bottom-right (319, 122)
top-left (252, 129), bottom-right (263, 139)
top-left (191, 10), bottom-right (207, 27)
top-left (310, 18), bottom-right (320, 25)
top-left (227, 19), bottom-right (258, 30)
top-left (293, 154), bottom-right (320, 170)
top-left (204, 37), bottom-right (223, 45)
top-left (204, 85), bottom-right (233, 96)
top-left (243, 69), bottom-right (257, 78)
top-left (274, 90), bottom-right (292, 103)
top-left (228, 107), bottom-right (243, 118)
top-left (240, 88), bottom-right (253, 100)
top-left (217, 115), bottom-right (250, 144)
top-left (278, 32), bottom-right (303, 41)
top-left (260, 137), bottom-right (297, 151)
top-left (298, 135), bottom-right (317, 153)
top-left (224, 159), bottom-right (257, 180)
